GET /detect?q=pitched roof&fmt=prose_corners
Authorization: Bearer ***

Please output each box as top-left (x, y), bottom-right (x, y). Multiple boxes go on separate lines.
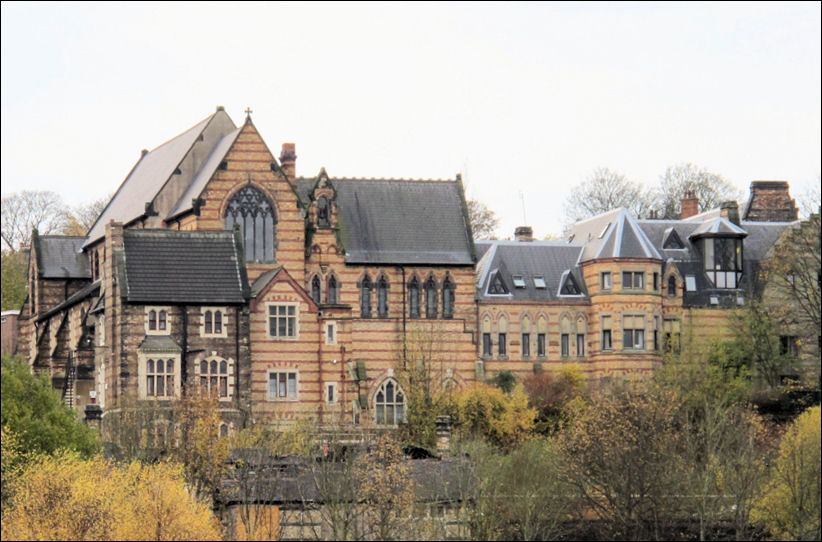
top-left (121, 229), bottom-right (247, 304)
top-left (85, 111), bottom-right (236, 247)
top-left (35, 235), bottom-right (90, 279)
top-left (296, 177), bottom-right (474, 265)
top-left (475, 241), bottom-right (586, 302)
top-left (165, 126), bottom-right (243, 220)
top-left (688, 217), bottom-right (747, 238)
top-left (569, 208), bottom-right (661, 262)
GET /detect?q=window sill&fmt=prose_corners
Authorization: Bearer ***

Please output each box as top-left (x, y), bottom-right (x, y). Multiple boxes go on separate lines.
top-left (267, 335), bottom-right (300, 341)
top-left (497, 355), bottom-right (508, 361)
top-left (267, 397), bottom-right (300, 402)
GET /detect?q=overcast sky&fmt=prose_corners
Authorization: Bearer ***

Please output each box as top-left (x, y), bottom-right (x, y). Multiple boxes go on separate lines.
top-left (2, 2), bottom-right (820, 237)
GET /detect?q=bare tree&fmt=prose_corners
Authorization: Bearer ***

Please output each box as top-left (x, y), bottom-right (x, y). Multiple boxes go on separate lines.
top-left (1, 191), bottom-right (69, 252)
top-left (563, 167), bottom-right (652, 223)
top-left (61, 196), bottom-right (110, 237)
top-left (653, 163), bottom-right (741, 219)
top-left (466, 198), bottom-right (499, 240)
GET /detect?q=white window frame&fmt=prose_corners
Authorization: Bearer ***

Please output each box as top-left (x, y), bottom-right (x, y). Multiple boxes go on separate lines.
top-left (325, 382), bottom-right (338, 405)
top-left (373, 378), bottom-right (406, 426)
top-left (200, 307), bottom-right (228, 338)
top-left (138, 353), bottom-right (181, 399)
top-left (266, 302), bottom-right (300, 340)
top-left (267, 370), bottom-right (299, 401)
top-left (145, 306), bottom-right (171, 335)
top-left (601, 271), bottom-right (612, 291)
top-left (325, 320), bottom-right (337, 345)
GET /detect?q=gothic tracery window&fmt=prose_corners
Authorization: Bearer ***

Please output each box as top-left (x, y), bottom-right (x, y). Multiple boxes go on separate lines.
top-left (425, 276), bottom-right (438, 319)
top-left (311, 275), bottom-right (322, 305)
top-left (374, 378), bottom-right (405, 426)
top-left (378, 275), bottom-right (389, 318)
top-left (442, 276), bottom-right (455, 319)
top-left (361, 275), bottom-right (372, 318)
top-left (224, 185), bottom-right (277, 263)
top-left (408, 276), bottom-right (420, 319)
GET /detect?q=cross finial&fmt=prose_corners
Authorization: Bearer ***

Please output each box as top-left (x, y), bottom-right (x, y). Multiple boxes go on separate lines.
top-left (245, 107), bottom-right (253, 117)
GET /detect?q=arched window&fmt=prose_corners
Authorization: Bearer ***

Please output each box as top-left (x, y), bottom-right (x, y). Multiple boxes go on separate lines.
top-left (361, 275), bottom-right (372, 318)
top-left (576, 316), bottom-right (587, 357)
top-left (317, 196), bottom-right (331, 228)
top-left (425, 276), bottom-right (438, 319)
top-left (224, 185), bottom-right (277, 263)
top-left (497, 314), bottom-right (509, 357)
top-left (214, 311), bottom-right (222, 334)
top-left (204, 310), bottom-right (213, 334)
top-left (149, 310), bottom-right (157, 331)
top-left (537, 315), bottom-right (548, 357)
top-left (377, 275), bottom-right (389, 318)
top-left (521, 315), bottom-right (532, 358)
top-left (408, 276), bottom-right (420, 319)
top-left (442, 276), bottom-right (455, 319)
top-left (158, 310), bottom-right (167, 331)
top-left (327, 274), bottom-right (339, 305)
top-left (374, 379), bottom-right (405, 425)
top-left (311, 275), bottom-right (322, 305)
top-left (199, 358), bottom-right (230, 398)
top-left (219, 423), bottom-right (230, 438)
top-left (667, 276), bottom-right (677, 297)
top-left (482, 315), bottom-right (493, 357)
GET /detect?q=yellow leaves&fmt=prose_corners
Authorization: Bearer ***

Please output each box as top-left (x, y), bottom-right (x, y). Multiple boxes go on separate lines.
top-left (1, 453), bottom-right (223, 541)
top-left (455, 383), bottom-right (536, 448)
top-left (752, 406), bottom-right (821, 540)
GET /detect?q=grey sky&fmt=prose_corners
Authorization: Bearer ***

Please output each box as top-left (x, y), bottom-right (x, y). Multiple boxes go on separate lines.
top-left (2, 2), bottom-right (820, 238)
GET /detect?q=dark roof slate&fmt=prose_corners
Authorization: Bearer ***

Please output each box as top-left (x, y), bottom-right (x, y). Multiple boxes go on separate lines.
top-left (36, 236), bottom-right (90, 279)
top-left (570, 208), bottom-right (661, 262)
top-left (121, 229), bottom-right (247, 304)
top-left (138, 335), bottom-right (182, 353)
top-left (476, 241), bottom-right (586, 302)
top-left (296, 178), bottom-right (474, 265)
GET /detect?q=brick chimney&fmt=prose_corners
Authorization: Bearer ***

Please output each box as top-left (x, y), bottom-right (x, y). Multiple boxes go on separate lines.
top-left (743, 181), bottom-right (798, 222)
top-left (279, 143), bottom-right (296, 181)
top-left (681, 190), bottom-right (699, 219)
top-left (436, 415), bottom-right (452, 455)
top-left (720, 201), bottom-right (741, 226)
top-left (514, 226), bottom-right (534, 242)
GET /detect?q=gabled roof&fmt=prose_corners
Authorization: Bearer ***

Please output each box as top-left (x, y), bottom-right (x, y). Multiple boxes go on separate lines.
top-left (296, 177), bottom-right (474, 266)
top-left (569, 208), bottom-right (661, 262)
top-left (84, 111), bottom-right (236, 247)
top-left (475, 241), bottom-right (586, 302)
top-left (121, 229), bottom-right (248, 304)
top-left (34, 235), bottom-right (90, 279)
top-left (165, 126), bottom-right (244, 220)
top-left (37, 280), bottom-right (101, 322)
top-left (688, 217), bottom-right (747, 238)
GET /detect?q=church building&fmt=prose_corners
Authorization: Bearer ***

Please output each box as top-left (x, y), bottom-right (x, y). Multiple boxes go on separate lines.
top-left (17, 108), bottom-right (804, 434)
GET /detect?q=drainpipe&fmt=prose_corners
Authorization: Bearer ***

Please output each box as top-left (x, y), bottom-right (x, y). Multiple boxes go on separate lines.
top-left (235, 306), bottom-right (241, 412)
top-left (401, 266), bottom-right (407, 369)
top-left (181, 306), bottom-right (188, 390)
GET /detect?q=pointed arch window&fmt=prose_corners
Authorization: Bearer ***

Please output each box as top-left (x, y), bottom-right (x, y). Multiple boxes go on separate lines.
top-left (311, 275), bottom-right (322, 305)
top-left (425, 276), bottom-right (438, 319)
top-left (361, 275), bottom-right (372, 318)
top-left (377, 275), bottom-right (389, 318)
top-left (327, 274), bottom-right (339, 305)
top-left (374, 378), bottom-right (405, 426)
top-left (408, 276), bottom-right (420, 319)
top-left (224, 185), bottom-right (277, 263)
top-left (667, 276), bottom-right (677, 297)
top-left (442, 276), bottom-right (455, 319)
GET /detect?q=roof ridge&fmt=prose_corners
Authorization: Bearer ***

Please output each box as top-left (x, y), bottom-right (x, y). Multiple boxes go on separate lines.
top-left (327, 176), bottom-right (456, 183)
top-left (148, 112), bottom-right (216, 153)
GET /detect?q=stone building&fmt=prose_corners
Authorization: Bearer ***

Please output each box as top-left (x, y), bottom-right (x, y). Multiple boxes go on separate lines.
top-left (16, 108), bottom-right (806, 433)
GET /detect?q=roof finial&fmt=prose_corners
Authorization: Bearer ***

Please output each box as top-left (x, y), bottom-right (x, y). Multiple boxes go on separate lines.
top-left (245, 107), bottom-right (253, 119)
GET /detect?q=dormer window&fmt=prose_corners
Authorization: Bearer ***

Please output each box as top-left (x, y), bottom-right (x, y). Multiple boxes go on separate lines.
top-left (512, 275), bottom-right (526, 288)
top-left (559, 272), bottom-right (582, 296)
top-left (317, 196), bottom-right (331, 228)
top-left (533, 276), bottom-right (546, 289)
top-left (487, 271), bottom-right (509, 295)
top-left (701, 237), bottom-right (743, 289)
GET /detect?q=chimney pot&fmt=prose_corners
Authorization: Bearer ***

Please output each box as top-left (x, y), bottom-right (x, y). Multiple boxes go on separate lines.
top-left (681, 190), bottom-right (699, 219)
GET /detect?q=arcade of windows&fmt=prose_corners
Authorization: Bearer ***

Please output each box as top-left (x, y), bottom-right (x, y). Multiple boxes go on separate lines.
top-left (145, 307), bottom-right (170, 335)
top-left (311, 274), bottom-right (340, 306)
top-left (139, 355), bottom-right (180, 399)
top-left (197, 358), bottom-right (232, 399)
top-left (483, 313), bottom-right (549, 359)
top-left (201, 308), bottom-right (227, 337)
top-left (360, 273), bottom-right (455, 320)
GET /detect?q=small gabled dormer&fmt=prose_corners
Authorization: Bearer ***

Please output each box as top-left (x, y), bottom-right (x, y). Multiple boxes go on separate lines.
top-left (558, 270), bottom-right (584, 297)
top-left (486, 270), bottom-right (509, 295)
top-left (688, 217), bottom-right (747, 289)
top-left (662, 227), bottom-right (685, 250)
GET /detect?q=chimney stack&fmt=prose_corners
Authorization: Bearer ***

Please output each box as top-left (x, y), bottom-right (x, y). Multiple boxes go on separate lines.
top-left (514, 226), bottom-right (534, 242)
top-left (279, 143), bottom-right (297, 181)
top-left (436, 416), bottom-right (452, 455)
top-left (743, 181), bottom-right (798, 222)
top-left (681, 190), bottom-right (699, 219)
top-left (720, 201), bottom-right (741, 226)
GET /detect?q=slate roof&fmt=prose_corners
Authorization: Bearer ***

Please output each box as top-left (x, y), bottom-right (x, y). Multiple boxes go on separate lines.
top-left (688, 217), bottom-right (748, 238)
top-left (121, 229), bottom-right (248, 304)
top-left (37, 280), bottom-right (101, 322)
top-left (569, 208), bottom-right (661, 262)
top-left (85, 111), bottom-right (236, 247)
top-left (296, 178), bottom-right (474, 266)
top-left (35, 236), bottom-right (90, 279)
top-left (138, 335), bottom-right (182, 353)
top-left (475, 241), bottom-right (586, 302)
top-left (165, 126), bottom-right (243, 220)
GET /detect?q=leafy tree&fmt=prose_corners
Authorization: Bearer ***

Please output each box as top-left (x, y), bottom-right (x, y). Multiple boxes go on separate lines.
top-left (522, 363), bottom-right (586, 434)
top-left (727, 300), bottom-right (795, 390)
top-left (467, 197), bottom-right (499, 240)
top-left (0, 250), bottom-right (27, 311)
top-left (653, 163), bottom-right (741, 219)
top-left (454, 383), bottom-right (535, 448)
top-left (0, 355), bottom-right (100, 458)
top-left (752, 406), bottom-right (821, 541)
top-left (1, 190), bottom-right (69, 252)
top-left (1, 453), bottom-right (223, 541)
top-left (563, 167), bottom-right (653, 223)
